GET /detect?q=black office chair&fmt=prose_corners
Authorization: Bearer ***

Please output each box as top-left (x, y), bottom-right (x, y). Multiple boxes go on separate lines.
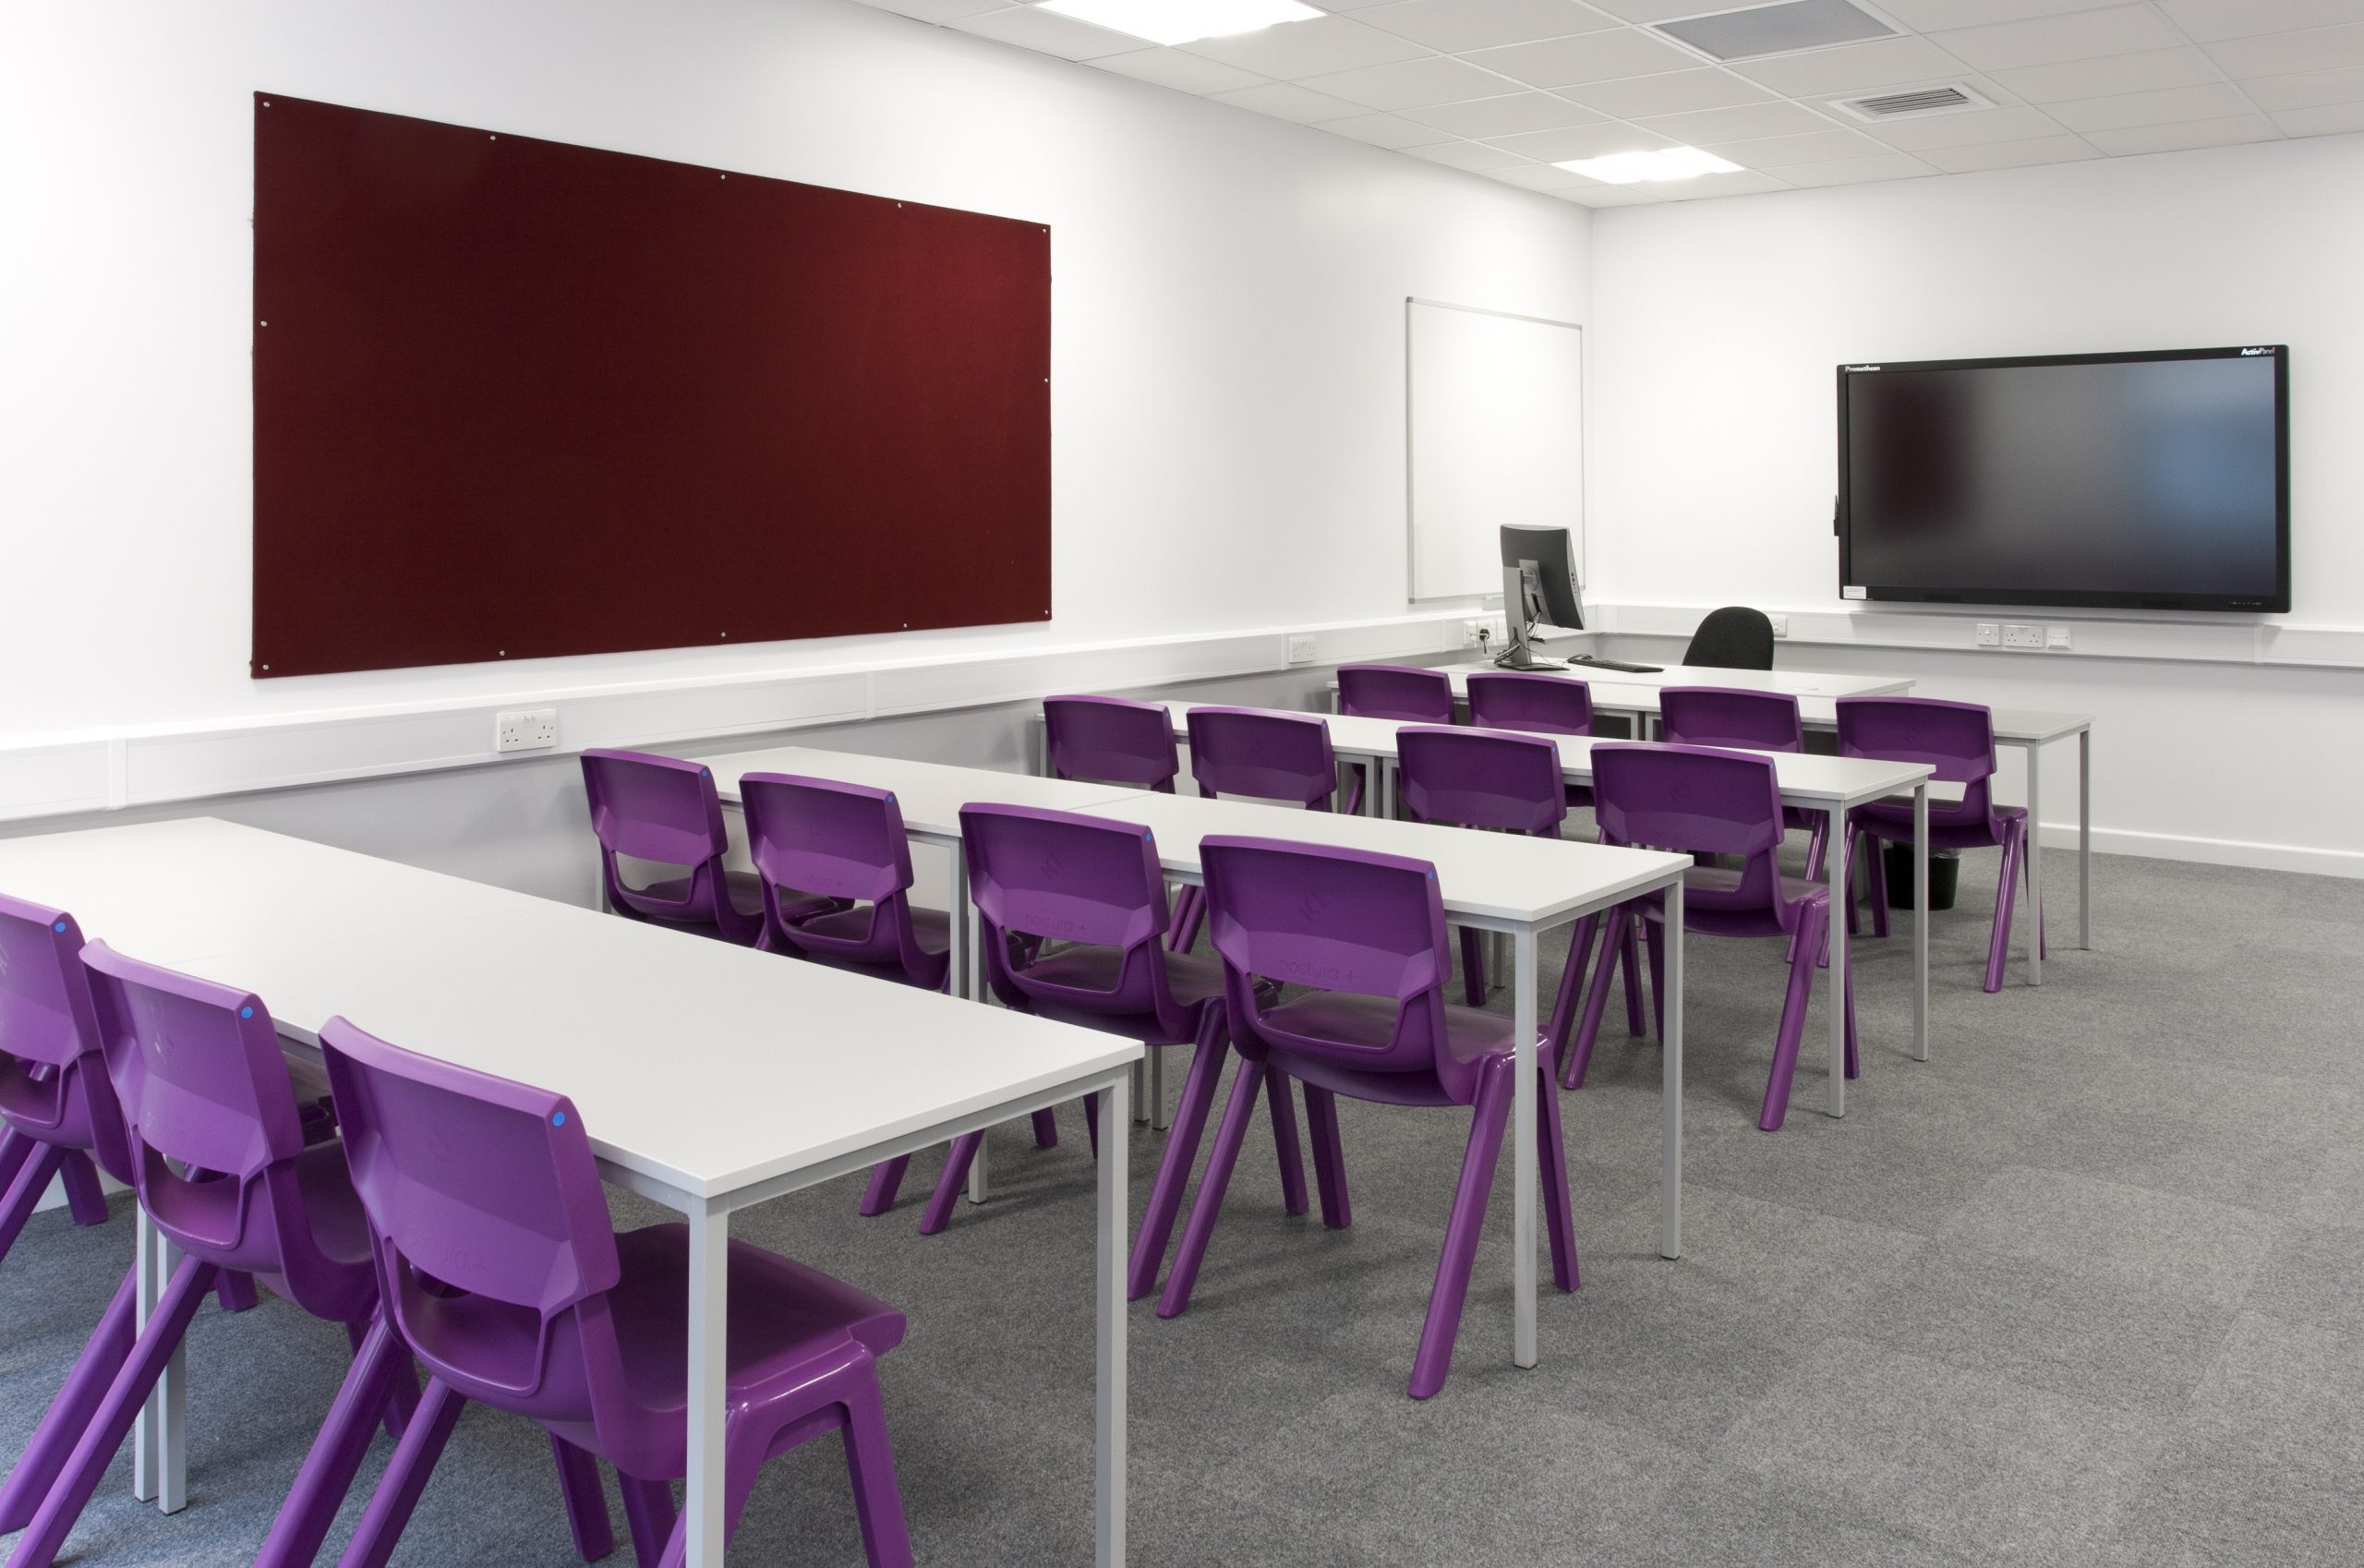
top-left (1683, 607), bottom-right (1776, 670)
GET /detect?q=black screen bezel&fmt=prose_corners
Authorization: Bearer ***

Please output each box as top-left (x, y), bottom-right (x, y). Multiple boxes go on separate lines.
top-left (1835, 344), bottom-right (2291, 614)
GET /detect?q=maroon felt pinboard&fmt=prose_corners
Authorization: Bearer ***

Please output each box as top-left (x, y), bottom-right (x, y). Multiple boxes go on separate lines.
top-left (252, 94), bottom-right (1051, 677)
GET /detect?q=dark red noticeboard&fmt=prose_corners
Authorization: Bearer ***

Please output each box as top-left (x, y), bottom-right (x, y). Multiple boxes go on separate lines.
top-left (251, 94), bottom-right (1052, 677)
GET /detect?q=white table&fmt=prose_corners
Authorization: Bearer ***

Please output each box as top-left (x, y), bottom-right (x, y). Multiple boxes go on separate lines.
top-left (1425, 657), bottom-right (1916, 700)
top-left (0, 818), bottom-right (1140, 1568)
top-left (1989, 710), bottom-right (2096, 978)
top-left (1073, 790), bottom-right (1690, 1380)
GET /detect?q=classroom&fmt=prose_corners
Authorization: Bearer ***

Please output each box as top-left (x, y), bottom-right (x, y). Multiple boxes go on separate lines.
top-left (2, 2), bottom-right (2358, 1565)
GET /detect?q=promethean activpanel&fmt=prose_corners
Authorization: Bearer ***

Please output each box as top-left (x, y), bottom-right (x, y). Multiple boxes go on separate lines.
top-left (252, 94), bottom-right (1051, 677)
top-left (1837, 346), bottom-right (2288, 613)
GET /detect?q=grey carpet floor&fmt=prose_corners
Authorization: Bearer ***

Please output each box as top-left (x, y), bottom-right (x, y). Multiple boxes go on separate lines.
top-left (5, 848), bottom-right (2360, 1566)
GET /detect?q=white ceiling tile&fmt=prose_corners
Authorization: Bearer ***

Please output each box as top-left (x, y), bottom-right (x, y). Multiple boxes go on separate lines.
top-left (1576, 0), bottom-right (1726, 20)
top-left (1555, 184), bottom-right (1666, 204)
top-left (1918, 133), bottom-right (2101, 170)
top-left (1656, 169), bottom-right (1793, 199)
top-left (1871, 103), bottom-right (2068, 148)
top-left (1090, 46), bottom-right (1271, 93)
top-left (1180, 15), bottom-right (1431, 78)
top-left (1297, 54), bottom-right (1524, 107)
top-left (1482, 161), bottom-right (1609, 188)
top-left (1315, 109), bottom-right (1465, 145)
top-left (1458, 27), bottom-right (1699, 87)
top-left (2160, 1), bottom-right (2364, 44)
top-left (2205, 24), bottom-right (2364, 79)
top-left (2243, 63), bottom-right (2364, 110)
top-left (1731, 36), bottom-right (1971, 96)
top-left (2080, 114), bottom-right (2281, 153)
top-left (1309, 0), bottom-right (1407, 10)
top-left (852, 0), bottom-right (1008, 21)
top-left (946, 6), bottom-right (1142, 59)
top-left (1702, 127), bottom-right (1889, 165)
top-left (1629, 100), bottom-right (1837, 143)
top-left (1561, 67), bottom-right (1779, 116)
top-left (2271, 99), bottom-right (2364, 134)
top-left (1876, 0), bottom-right (2132, 25)
top-left (1206, 80), bottom-right (1377, 120)
top-left (2047, 82), bottom-right (2254, 131)
top-left (1773, 151), bottom-right (1942, 185)
top-left (1403, 90), bottom-right (1602, 135)
top-left (1484, 121), bottom-right (1677, 158)
top-left (1357, 0), bottom-right (1619, 54)
top-left (1984, 46), bottom-right (2222, 103)
top-left (1929, 6), bottom-right (2181, 72)
top-left (1404, 138), bottom-right (1538, 167)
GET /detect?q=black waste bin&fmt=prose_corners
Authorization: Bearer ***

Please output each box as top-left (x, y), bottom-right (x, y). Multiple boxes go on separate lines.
top-left (1883, 843), bottom-right (1960, 911)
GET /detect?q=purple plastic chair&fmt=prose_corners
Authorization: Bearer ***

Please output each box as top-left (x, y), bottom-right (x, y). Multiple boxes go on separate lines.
top-left (1042, 694), bottom-right (1204, 953)
top-left (1562, 744), bottom-right (1858, 1131)
top-left (0, 896), bottom-right (121, 1269)
top-left (1465, 670), bottom-right (1593, 739)
top-left (1658, 686), bottom-right (1831, 874)
top-left (936, 804), bottom-right (1306, 1274)
top-left (1337, 665), bottom-right (1455, 816)
top-left (316, 1016), bottom-right (912, 1568)
top-left (1175, 706), bottom-right (1346, 952)
top-left (1153, 837), bottom-right (1579, 1400)
top-left (1837, 696), bottom-right (2037, 994)
top-left (0, 943), bottom-right (618, 1568)
top-left (582, 749), bottom-right (825, 947)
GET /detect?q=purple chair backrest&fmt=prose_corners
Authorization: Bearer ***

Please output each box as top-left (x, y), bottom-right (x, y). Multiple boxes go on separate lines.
top-left (1185, 707), bottom-right (1338, 809)
top-left (319, 1017), bottom-right (636, 1440)
top-left (1337, 665), bottom-right (1455, 725)
top-left (959, 804), bottom-right (1190, 1030)
top-left (1044, 696), bottom-right (1180, 792)
top-left (78, 942), bottom-right (350, 1302)
top-left (1465, 671), bottom-right (1592, 737)
top-left (1395, 726), bottom-right (1567, 837)
top-left (1658, 687), bottom-right (1804, 753)
top-left (1836, 696), bottom-right (2001, 823)
top-left (1590, 743), bottom-right (1787, 911)
top-left (742, 773), bottom-right (923, 967)
top-left (579, 750), bottom-right (729, 870)
top-left (1198, 837), bottom-right (1479, 1103)
top-left (0, 895), bottom-right (127, 1177)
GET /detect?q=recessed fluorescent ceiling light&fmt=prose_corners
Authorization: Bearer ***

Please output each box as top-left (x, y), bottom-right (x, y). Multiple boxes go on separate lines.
top-left (1034, 0), bottom-right (1322, 46)
top-left (1552, 147), bottom-right (1743, 185)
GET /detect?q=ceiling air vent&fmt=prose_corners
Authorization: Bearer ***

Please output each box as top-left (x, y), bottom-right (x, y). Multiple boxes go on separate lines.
top-left (1830, 84), bottom-right (1992, 122)
top-left (1653, 0), bottom-right (1894, 63)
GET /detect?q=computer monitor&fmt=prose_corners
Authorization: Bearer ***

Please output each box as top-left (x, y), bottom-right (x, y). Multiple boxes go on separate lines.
top-left (1498, 525), bottom-right (1583, 668)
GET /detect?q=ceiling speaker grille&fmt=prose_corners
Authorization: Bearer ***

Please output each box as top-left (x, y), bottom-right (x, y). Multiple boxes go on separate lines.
top-left (1832, 85), bottom-right (1990, 121)
top-left (1653, 0), bottom-right (1895, 62)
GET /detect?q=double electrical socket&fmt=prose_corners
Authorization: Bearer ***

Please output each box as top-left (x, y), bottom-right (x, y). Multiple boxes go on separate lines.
top-left (1976, 622), bottom-right (2071, 652)
top-left (1287, 635), bottom-right (1318, 665)
top-left (495, 708), bottom-right (560, 753)
top-left (1462, 615), bottom-right (1509, 649)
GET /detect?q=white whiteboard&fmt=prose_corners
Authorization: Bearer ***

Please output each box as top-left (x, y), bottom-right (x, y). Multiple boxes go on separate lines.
top-left (1406, 300), bottom-right (1584, 602)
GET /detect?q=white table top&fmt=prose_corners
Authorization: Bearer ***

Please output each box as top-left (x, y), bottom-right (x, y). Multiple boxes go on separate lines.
top-left (1422, 659), bottom-right (1914, 700)
top-left (1170, 705), bottom-right (1934, 810)
top-left (691, 745), bottom-right (1146, 838)
top-left (0, 818), bottom-right (1136, 1204)
top-left (1989, 709), bottom-right (2094, 745)
top-left (1074, 792), bottom-right (1687, 928)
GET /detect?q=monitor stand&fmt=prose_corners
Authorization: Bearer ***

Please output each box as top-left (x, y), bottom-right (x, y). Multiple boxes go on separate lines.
top-left (1495, 562), bottom-right (1564, 671)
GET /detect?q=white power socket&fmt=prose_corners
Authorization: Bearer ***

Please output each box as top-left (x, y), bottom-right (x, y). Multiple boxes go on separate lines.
top-left (1463, 616), bottom-right (1508, 649)
top-left (1768, 615), bottom-right (1788, 638)
top-left (1286, 635), bottom-right (1318, 665)
top-left (1975, 622), bottom-right (2000, 647)
top-left (2001, 623), bottom-right (2044, 650)
top-left (2045, 624), bottom-right (2072, 650)
top-left (496, 708), bottom-right (559, 754)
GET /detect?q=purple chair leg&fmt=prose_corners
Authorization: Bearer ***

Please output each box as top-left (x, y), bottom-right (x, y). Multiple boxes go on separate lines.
top-left (1621, 917), bottom-right (1647, 1036)
top-left (1562, 906), bottom-right (1632, 1090)
top-left (253, 1313), bottom-right (419, 1568)
top-left (1167, 886), bottom-right (1203, 954)
top-left (1537, 1058), bottom-right (1579, 1293)
top-left (1032, 1109), bottom-right (1059, 1148)
top-left (1457, 927), bottom-right (1486, 1007)
top-left (618, 1472), bottom-right (677, 1568)
top-left (838, 1373), bottom-right (917, 1568)
top-left (858, 1157), bottom-right (910, 1217)
top-left (1543, 912), bottom-right (1600, 1079)
top-left (1408, 1055), bottom-right (1514, 1400)
top-left (216, 1272), bottom-right (261, 1312)
top-left (1759, 919), bottom-right (1822, 1130)
top-left (0, 1268), bottom-right (138, 1533)
top-left (918, 1132), bottom-right (983, 1236)
top-left (1301, 1087), bottom-right (1351, 1230)
top-left (0, 1143), bottom-right (66, 1262)
top-left (56, 1151), bottom-right (108, 1227)
top-left (0, 1130), bottom-right (33, 1203)
top-left (1265, 1070), bottom-right (1307, 1217)
top-left (1804, 814), bottom-right (1830, 880)
top-left (1867, 829), bottom-right (1892, 939)
top-left (1984, 823), bottom-right (2023, 993)
top-left (10, 1254), bottom-right (221, 1568)
top-left (1156, 1058), bottom-right (1270, 1320)
top-left (1128, 1016), bottom-right (1229, 1299)
top-left (343, 1313), bottom-right (420, 1441)
top-left (550, 1437), bottom-right (617, 1563)
top-left (332, 1379), bottom-right (470, 1568)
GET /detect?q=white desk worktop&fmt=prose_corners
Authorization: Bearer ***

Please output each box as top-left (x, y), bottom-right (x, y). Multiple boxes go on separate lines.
top-left (1422, 659), bottom-right (1914, 699)
top-left (689, 744), bottom-right (1144, 835)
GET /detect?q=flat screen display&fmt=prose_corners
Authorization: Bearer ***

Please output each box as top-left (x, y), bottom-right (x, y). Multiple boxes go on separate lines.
top-left (1838, 345), bottom-right (2288, 612)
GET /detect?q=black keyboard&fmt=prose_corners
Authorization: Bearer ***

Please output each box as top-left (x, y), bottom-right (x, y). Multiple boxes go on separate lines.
top-left (1564, 654), bottom-right (1663, 674)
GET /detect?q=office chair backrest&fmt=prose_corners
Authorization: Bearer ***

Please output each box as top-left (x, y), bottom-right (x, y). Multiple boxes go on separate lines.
top-left (1682, 608), bottom-right (1776, 671)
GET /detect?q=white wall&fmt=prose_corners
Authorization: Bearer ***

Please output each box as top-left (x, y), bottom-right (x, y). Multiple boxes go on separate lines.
top-left (1586, 133), bottom-right (2364, 876)
top-left (0, 0), bottom-right (1588, 751)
